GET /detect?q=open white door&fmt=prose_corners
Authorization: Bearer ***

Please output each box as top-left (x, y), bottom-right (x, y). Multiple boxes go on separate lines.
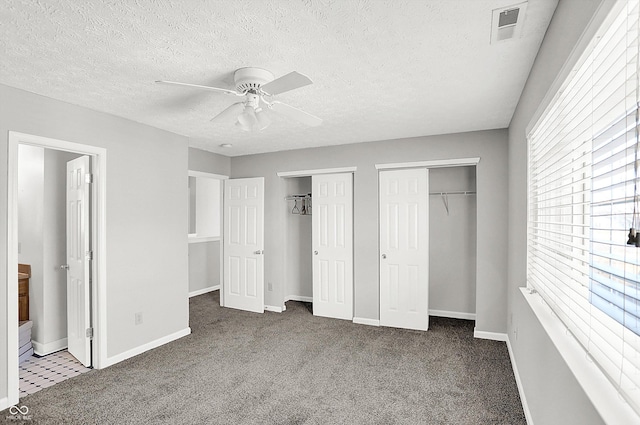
top-left (66, 156), bottom-right (92, 367)
top-left (379, 168), bottom-right (429, 331)
top-left (223, 177), bottom-right (265, 313)
top-left (312, 173), bottom-right (353, 320)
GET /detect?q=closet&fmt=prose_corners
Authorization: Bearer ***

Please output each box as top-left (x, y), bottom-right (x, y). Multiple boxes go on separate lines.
top-left (428, 166), bottom-right (477, 320)
top-left (283, 172), bottom-right (354, 320)
top-left (379, 165), bottom-right (477, 331)
top-left (285, 177), bottom-right (313, 304)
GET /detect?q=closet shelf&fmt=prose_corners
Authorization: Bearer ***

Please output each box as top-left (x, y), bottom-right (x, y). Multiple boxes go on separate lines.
top-left (285, 194), bottom-right (312, 200)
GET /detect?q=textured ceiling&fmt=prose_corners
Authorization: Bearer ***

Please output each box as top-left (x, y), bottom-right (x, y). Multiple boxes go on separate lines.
top-left (0, 0), bottom-right (558, 156)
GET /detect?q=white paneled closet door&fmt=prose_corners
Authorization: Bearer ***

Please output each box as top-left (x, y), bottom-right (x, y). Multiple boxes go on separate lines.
top-left (312, 173), bottom-right (353, 320)
top-left (379, 168), bottom-right (429, 331)
top-left (223, 177), bottom-right (265, 313)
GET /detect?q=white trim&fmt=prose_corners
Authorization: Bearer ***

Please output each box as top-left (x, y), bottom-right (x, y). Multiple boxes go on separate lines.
top-left (0, 397), bottom-right (9, 412)
top-left (277, 166), bottom-right (357, 178)
top-left (473, 329), bottom-right (508, 341)
top-left (429, 309), bottom-right (476, 321)
top-left (7, 138), bottom-right (18, 408)
top-left (353, 317), bottom-right (380, 327)
top-left (188, 236), bottom-right (221, 243)
top-left (32, 338), bottom-right (68, 356)
top-left (286, 295), bottom-right (313, 303)
top-left (6, 131), bottom-right (108, 407)
top-left (103, 327), bottom-right (191, 368)
top-left (188, 170), bottom-right (229, 180)
top-left (507, 336), bottom-right (534, 425)
top-left (264, 305), bottom-right (284, 313)
top-left (189, 285), bottom-right (220, 298)
top-left (375, 157), bottom-right (480, 170)
top-left (521, 288), bottom-right (640, 424)
top-left (189, 286), bottom-right (219, 298)
top-left (525, 0), bottom-right (622, 135)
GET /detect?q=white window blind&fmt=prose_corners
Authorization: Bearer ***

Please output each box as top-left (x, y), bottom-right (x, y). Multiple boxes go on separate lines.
top-left (528, 0), bottom-right (640, 416)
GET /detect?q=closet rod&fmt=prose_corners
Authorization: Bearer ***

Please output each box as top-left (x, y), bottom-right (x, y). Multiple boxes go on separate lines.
top-left (284, 194), bottom-right (311, 200)
top-left (429, 191), bottom-right (476, 196)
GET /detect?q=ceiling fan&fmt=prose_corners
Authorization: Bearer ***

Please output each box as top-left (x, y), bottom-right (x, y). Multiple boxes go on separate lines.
top-left (156, 67), bottom-right (322, 131)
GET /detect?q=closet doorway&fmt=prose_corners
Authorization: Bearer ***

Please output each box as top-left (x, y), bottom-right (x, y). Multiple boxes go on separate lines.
top-left (279, 168), bottom-right (356, 321)
top-left (377, 158), bottom-right (479, 332)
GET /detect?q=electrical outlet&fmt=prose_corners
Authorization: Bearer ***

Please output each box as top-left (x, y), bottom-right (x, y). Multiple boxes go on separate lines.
top-left (135, 312), bottom-right (143, 325)
top-left (268, 282), bottom-right (273, 291)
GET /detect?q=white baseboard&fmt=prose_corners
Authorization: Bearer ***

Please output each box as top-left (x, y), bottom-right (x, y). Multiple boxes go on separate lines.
top-left (429, 309), bottom-right (476, 320)
top-left (353, 317), bottom-right (380, 327)
top-left (32, 338), bottom-right (68, 356)
top-left (103, 327), bottom-right (191, 368)
top-left (264, 305), bottom-right (284, 313)
top-left (507, 336), bottom-right (534, 425)
top-left (189, 285), bottom-right (219, 298)
top-left (0, 397), bottom-right (8, 411)
top-left (473, 328), bottom-right (508, 341)
top-left (286, 295), bottom-right (313, 303)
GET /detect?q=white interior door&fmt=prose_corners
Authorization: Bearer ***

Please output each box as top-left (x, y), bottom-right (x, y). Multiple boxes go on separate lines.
top-left (379, 168), bottom-right (429, 331)
top-left (66, 156), bottom-right (92, 367)
top-left (223, 177), bottom-right (264, 313)
top-left (312, 173), bottom-right (353, 320)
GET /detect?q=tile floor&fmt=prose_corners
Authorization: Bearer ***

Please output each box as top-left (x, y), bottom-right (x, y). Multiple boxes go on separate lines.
top-left (19, 350), bottom-right (91, 397)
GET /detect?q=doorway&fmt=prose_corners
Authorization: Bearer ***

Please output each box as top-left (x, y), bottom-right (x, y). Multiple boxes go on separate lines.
top-left (376, 158), bottom-right (480, 332)
top-left (279, 168), bottom-right (356, 321)
top-left (5, 131), bottom-right (107, 408)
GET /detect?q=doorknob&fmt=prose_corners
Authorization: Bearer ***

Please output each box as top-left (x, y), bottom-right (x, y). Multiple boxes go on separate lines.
top-left (314, 251), bottom-right (318, 255)
top-left (254, 250), bottom-right (263, 255)
top-left (60, 264), bottom-right (69, 270)
top-left (381, 254), bottom-right (386, 259)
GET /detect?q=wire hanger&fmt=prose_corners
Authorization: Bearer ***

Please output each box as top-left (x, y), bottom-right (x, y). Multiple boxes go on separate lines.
top-left (292, 199), bottom-right (300, 214)
top-left (441, 193), bottom-right (450, 216)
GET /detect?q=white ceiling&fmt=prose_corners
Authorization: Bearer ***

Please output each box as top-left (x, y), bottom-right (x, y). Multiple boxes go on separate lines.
top-left (0, 0), bottom-right (558, 156)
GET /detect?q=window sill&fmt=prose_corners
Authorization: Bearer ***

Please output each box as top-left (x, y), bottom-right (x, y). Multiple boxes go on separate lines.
top-left (188, 236), bottom-right (221, 244)
top-left (520, 287), bottom-right (639, 424)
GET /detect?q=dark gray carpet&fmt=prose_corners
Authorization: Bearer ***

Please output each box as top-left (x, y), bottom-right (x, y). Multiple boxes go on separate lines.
top-left (3, 292), bottom-right (525, 424)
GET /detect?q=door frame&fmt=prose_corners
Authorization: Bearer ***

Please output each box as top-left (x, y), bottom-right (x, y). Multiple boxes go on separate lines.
top-left (277, 167), bottom-right (357, 312)
top-left (375, 157), bottom-right (480, 328)
top-left (5, 131), bottom-right (107, 408)
top-left (187, 170), bottom-right (228, 305)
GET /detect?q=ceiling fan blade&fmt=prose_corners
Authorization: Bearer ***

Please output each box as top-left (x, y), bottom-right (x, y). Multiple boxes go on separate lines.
top-left (260, 71), bottom-right (313, 96)
top-left (270, 101), bottom-right (322, 127)
top-left (156, 80), bottom-right (239, 96)
top-left (210, 102), bottom-right (245, 123)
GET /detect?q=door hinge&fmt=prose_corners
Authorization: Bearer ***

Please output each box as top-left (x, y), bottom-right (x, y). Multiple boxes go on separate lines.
top-left (86, 328), bottom-right (94, 339)
top-left (85, 173), bottom-right (94, 184)
top-left (86, 250), bottom-right (94, 260)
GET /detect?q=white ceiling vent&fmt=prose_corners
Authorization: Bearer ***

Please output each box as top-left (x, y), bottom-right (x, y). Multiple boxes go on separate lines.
top-left (491, 2), bottom-right (528, 44)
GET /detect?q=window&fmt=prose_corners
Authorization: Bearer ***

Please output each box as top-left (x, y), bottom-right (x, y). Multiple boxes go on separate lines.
top-left (527, 0), bottom-right (640, 416)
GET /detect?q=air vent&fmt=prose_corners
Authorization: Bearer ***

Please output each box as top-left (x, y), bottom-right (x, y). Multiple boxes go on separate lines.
top-left (491, 2), bottom-right (528, 44)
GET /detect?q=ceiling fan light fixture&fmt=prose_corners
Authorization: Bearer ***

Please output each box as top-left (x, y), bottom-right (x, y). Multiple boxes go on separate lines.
top-left (255, 107), bottom-right (271, 130)
top-left (237, 105), bottom-right (257, 130)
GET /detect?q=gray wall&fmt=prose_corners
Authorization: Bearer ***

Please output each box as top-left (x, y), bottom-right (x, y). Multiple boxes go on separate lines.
top-left (188, 242), bottom-right (220, 293)
top-left (188, 147), bottom-right (231, 176)
top-left (429, 167), bottom-right (476, 316)
top-left (17, 145), bottom-right (44, 343)
top-left (231, 129), bottom-right (507, 332)
top-left (1, 83), bottom-right (190, 401)
top-left (507, 0), bottom-right (613, 423)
